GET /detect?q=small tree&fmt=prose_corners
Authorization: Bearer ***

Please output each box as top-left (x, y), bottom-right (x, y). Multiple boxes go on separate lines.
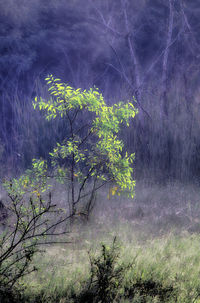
top-left (32, 75), bottom-right (138, 219)
top-left (0, 179), bottom-right (71, 299)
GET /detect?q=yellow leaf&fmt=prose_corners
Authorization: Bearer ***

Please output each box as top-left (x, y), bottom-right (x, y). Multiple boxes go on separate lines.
top-left (111, 186), bottom-right (118, 196)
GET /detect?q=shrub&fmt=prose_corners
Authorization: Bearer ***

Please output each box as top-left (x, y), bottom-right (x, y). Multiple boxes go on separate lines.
top-left (0, 178), bottom-right (71, 301)
top-left (82, 237), bottom-right (132, 303)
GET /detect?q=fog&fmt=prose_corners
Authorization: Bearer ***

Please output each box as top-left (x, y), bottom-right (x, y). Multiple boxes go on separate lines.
top-left (0, 0), bottom-right (200, 182)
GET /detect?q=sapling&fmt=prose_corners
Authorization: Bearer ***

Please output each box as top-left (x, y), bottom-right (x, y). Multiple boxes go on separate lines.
top-left (31, 75), bottom-right (138, 219)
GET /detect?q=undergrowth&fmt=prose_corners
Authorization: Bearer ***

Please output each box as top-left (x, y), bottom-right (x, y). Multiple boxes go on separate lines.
top-left (4, 231), bottom-right (200, 302)
top-left (2, 180), bottom-right (200, 302)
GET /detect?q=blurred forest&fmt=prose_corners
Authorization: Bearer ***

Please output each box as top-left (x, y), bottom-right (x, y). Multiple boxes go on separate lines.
top-left (1, 0), bottom-right (200, 182)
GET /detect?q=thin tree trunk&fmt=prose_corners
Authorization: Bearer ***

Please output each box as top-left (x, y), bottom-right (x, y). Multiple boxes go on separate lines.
top-left (161, 0), bottom-right (174, 117)
top-left (121, 0), bottom-right (142, 104)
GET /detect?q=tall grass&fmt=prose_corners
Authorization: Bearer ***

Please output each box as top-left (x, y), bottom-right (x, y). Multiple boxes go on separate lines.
top-left (19, 225), bottom-right (200, 302)
top-left (126, 84), bottom-right (200, 183)
top-left (0, 79), bottom-right (70, 177)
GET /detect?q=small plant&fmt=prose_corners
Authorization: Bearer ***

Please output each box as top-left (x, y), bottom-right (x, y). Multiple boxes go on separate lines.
top-left (31, 75), bottom-right (138, 219)
top-left (0, 178), bottom-right (71, 301)
top-left (85, 237), bottom-right (132, 303)
top-left (124, 278), bottom-right (176, 302)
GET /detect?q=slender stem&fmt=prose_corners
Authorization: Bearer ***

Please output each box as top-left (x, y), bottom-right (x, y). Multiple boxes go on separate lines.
top-left (66, 111), bottom-right (76, 217)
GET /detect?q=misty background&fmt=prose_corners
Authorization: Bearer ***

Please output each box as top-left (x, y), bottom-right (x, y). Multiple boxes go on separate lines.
top-left (0, 0), bottom-right (200, 183)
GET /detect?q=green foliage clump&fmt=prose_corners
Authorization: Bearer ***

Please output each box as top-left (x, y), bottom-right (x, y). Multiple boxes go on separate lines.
top-left (77, 237), bottom-right (132, 303)
top-left (3, 158), bottom-right (50, 197)
top-left (32, 75), bottom-right (138, 217)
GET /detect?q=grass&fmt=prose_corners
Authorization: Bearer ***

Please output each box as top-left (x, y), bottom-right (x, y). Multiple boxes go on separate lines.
top-left (20, 229), bottom-right (200, 302)
top-left (0, 179), bottom-right (195, 302)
